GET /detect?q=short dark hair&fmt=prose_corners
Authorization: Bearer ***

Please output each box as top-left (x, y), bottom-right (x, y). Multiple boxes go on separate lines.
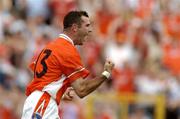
top-left (63, 11), bottom-right (89, 29)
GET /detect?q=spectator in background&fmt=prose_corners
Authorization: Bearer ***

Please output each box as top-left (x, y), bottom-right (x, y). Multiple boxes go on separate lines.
top-left (165, 73), bottom-right (180, 119)
top-left (26, 0), bottom-right (50, 19)
top-left (162, 39), bottom-right (180, 76)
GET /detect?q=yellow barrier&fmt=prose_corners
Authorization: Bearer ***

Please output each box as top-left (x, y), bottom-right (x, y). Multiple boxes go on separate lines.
top-left (86, 92), bottom-right (166, 119)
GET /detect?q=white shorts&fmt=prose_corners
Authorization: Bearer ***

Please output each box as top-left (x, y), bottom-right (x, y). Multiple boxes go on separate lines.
top-left (21, 90), bottom-right (60, 119)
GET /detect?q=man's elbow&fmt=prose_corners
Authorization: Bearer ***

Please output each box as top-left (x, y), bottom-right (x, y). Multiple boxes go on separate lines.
top-left (77, 93), bottom-right (86, 98)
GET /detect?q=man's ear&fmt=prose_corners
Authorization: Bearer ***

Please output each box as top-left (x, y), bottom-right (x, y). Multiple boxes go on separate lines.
top-left (71, 24), bottom-right (78, 32)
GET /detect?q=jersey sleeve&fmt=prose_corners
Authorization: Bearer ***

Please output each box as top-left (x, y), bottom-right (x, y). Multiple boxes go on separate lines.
top-left (60, 49), bottom-right (90, 83)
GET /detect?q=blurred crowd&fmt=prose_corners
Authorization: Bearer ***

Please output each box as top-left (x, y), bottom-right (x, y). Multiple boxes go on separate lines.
top-left (0, 0), bottom-right (180, 119)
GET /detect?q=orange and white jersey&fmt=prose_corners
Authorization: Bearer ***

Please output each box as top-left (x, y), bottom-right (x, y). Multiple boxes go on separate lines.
top-left (26, 34), bottom-right (89, 105)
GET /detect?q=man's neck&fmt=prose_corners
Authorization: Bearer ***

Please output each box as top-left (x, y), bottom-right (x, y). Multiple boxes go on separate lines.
top-left (63, 30), bottom-right (77, 45)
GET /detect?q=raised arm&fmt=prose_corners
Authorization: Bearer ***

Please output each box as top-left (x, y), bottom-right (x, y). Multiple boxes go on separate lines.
top-left (71, 60), bottom-right (114, 98)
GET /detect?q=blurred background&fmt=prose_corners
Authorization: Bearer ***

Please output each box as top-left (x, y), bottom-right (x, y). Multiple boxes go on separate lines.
top-left (0, 0), bottom-right (180, 119)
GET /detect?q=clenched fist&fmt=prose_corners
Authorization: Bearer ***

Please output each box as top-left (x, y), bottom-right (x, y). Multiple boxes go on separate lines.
top-left (104, 60), bottom-right (115, 74)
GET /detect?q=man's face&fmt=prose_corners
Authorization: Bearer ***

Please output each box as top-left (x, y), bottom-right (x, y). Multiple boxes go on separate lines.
top-left (76, 16), bottom-right (92, 45)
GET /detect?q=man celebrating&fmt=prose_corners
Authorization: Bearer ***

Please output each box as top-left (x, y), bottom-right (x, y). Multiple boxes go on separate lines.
top-left (21, 11), bottom-right (114, 119)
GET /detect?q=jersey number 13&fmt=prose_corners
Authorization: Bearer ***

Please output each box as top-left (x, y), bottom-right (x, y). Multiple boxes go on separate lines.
top-left (35, 49), bottom-right (52, 78)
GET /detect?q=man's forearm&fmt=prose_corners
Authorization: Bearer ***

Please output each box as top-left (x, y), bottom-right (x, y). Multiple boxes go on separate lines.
top-left (72, 60), bottom-right (114, 98)
top-left (79, 75), bottom-right (108, 97)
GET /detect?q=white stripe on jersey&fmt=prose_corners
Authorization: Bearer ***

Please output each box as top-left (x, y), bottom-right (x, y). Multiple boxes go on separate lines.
top-left (42, 68), bottom-right (85, 100)
top-left (67, 68), bottom-right (85, 78)
top-left (42, 75), bottom-right (66, 99)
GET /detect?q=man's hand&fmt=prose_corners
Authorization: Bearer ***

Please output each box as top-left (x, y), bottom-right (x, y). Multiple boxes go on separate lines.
top-left (104, 60), bottom-right (115, 73)
top-left (102, 60), bottom-right (115, 79)
top-left (62, 87), bottom-right (75, 101)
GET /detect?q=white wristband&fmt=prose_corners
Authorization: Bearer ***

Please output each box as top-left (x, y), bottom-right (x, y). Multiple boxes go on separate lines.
top-left (102, 71), bottom-right (111, 79)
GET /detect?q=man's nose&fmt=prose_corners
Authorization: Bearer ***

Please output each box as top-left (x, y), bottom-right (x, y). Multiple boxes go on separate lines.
top-left (88, 28), bottom-right (92, 33)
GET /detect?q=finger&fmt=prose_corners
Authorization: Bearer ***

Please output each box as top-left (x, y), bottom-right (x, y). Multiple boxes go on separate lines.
top-left (68, 90), bottom-right (75, 97)
top-left (66, 96), bottom-right (73, 101)
top-left (67, 87), bottom-right (74, 91)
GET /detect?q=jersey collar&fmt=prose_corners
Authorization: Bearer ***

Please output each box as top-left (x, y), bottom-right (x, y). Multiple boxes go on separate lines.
top-left (59, 33), bottom-right (74, 45)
